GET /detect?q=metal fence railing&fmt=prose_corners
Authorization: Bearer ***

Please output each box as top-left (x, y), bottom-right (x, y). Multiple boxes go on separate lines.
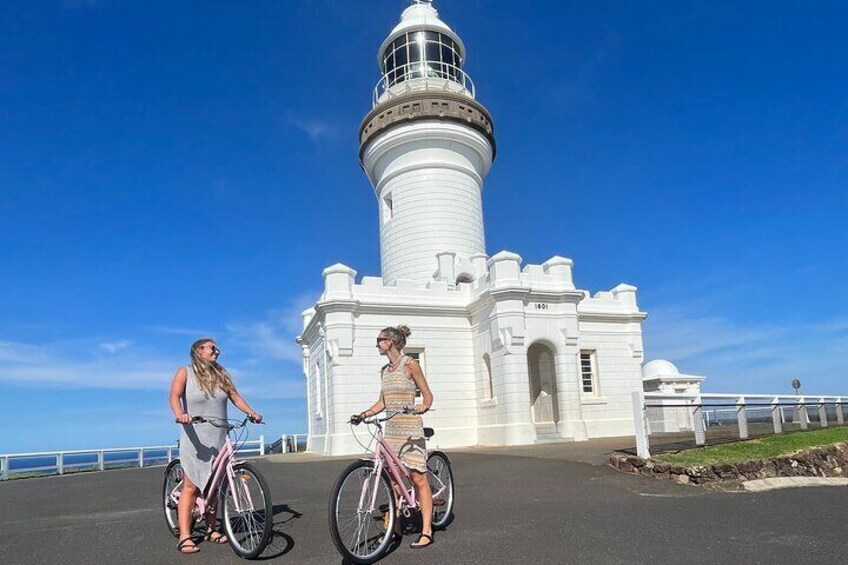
top-left (267, 434), bottom-right (308, 454)
top-left (632, 392), bottom-right (848, 459)
top-left (1, 436), bottom-right (268, 481)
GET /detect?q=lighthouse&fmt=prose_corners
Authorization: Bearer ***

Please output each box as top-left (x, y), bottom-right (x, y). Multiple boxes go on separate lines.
top-left (359, 0), bottom-right (495, 285)
top-left (299, 1), bottom-right (649, 456)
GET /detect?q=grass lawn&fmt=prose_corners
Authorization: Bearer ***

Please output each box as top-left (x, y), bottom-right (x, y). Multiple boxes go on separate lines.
top-left (655, 427), bottom-right (848, 466)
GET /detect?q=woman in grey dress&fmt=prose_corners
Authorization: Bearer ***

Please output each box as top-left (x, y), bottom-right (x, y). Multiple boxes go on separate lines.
top-left (168, 337), bottom-right (262, 554)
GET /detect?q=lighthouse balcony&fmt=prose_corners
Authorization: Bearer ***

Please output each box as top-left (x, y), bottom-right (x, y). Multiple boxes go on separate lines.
top-left (373, 61), bottom-right (475, 107)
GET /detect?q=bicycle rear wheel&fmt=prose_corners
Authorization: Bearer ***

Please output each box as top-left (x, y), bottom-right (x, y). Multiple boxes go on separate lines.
top-left (427, 451), bottom-right (455, 529)
top-left (221, 462), bottom-right (273, 559)
top-left (328, 459), bottom-right (396, 565)
top-left (162, 459), bottom-right (183, 536)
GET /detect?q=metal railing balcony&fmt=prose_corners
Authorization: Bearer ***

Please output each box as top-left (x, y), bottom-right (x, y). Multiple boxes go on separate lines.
top-left (373, 61), bottom-right (475, 107)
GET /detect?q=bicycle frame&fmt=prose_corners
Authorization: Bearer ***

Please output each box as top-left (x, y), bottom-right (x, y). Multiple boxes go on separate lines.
top-left (169, 425), bottom-right (252, 516)
top-left (359, 417), bottom-right (447, 516)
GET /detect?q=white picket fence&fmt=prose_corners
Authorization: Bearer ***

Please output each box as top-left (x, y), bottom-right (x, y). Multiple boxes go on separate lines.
top-left (632, 392), bottom-right (848, 459)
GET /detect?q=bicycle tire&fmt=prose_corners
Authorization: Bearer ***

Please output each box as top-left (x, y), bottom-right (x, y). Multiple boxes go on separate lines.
top-left (328, 459), bottom-right (396, 565)
top-left (221, 462), bottom-right (273, 559)
top-left (162, 458), bottom-right (183, 537)
top-left (427, 451), bottom-right (455, 529)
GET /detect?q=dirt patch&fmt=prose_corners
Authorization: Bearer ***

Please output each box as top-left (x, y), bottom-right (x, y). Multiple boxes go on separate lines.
top-left (609, 442), bottom-right (848, 490)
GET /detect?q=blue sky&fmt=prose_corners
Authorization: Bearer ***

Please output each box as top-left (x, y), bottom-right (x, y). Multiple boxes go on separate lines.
top-left (1, 0), bottom-right (846, 452)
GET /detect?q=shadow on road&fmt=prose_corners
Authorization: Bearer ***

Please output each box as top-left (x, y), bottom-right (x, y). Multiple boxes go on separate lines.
top-left (256, 503), bottom-right (303, 560)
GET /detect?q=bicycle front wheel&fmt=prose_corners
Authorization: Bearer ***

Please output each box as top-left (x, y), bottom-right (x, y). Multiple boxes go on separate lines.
top-left (328, 459), bottom-right (396, 565)
top-left (162, 458), bottom-right (183, 537)
top-left (427, 451), bottom-right (455, 529)
top-left (221, 462), bottom-right (273, 559)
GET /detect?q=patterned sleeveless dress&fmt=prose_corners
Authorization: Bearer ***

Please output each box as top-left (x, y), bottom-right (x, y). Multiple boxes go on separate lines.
top-left (179, 365), bottom-right (228, 491)
top-left (382, 356), bottom-right (427, 473)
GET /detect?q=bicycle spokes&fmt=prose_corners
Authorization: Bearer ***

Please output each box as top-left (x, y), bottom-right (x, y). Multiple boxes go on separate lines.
top-left (330, 461), bottom-right (395, 563)
top-left (223, 464), bottom-right (272, 557)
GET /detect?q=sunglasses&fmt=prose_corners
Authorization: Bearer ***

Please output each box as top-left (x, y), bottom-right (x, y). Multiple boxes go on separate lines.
top-left (200, 344), bottom-right (221, 354)
top-left (376, 338), bottom-right (392, 345)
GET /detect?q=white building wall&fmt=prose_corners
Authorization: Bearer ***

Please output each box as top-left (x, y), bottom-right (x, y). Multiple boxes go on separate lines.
top-left (576, 324), bottom-right (645, 438)
top-left (302, 255), bottom-right (646, 454)
top-left (324, 314), bottom-right (479, 456)
top-left (303, 336), bottom-right (328, 454)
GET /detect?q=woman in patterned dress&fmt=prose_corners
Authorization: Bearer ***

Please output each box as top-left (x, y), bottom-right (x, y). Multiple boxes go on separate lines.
top-left (353, 325), bottom-right (435, 549)
top-left (168, 338), bottom-right (263, 554)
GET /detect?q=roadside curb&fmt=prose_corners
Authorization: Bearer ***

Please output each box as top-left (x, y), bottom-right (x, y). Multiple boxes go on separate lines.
top-left (609, 441), bottom-right (848, 490)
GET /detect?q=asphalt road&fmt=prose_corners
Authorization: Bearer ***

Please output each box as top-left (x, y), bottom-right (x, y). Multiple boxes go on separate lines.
top-left (0, 445), bottom-right (845, 564)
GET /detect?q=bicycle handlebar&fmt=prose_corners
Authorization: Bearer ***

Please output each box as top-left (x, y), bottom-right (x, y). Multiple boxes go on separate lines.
top-left (350, 407), bottom-right (432, 426)
top-left (174, 415), bottom-right (264, 428)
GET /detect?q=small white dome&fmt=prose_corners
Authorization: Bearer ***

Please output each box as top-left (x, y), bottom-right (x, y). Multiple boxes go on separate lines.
top-left (642, 359), bottom-right (680, 380)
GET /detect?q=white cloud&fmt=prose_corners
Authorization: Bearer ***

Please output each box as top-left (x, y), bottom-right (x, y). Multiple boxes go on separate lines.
top-left (149, 326), bottom-right (212, 337)
top-left (226, 321), bottom-right (303, 364)
top-left (287, 113), bottom-right (337, 142)
top-left (0, 341), bottom-right (48, 364)
top-left (99, 340), bottom-right (131, 354)
top-left (0, 340), bottom-right (174, 389)
top-left (0, 293), bottom-right (318, 397)
top-left (644, 306), bottom-right (848, 394)
top-left (225, 291), bottom-right (318, 365)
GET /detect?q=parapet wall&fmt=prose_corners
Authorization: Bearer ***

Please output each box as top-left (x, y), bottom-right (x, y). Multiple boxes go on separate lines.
top-left (306, 251), bottom-right (642, 330)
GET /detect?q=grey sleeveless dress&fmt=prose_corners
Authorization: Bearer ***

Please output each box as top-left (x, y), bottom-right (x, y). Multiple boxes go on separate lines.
top-left (179, 365), bottom-right (228, 491)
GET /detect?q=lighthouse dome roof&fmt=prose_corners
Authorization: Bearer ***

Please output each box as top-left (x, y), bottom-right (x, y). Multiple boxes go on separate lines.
top-left (378, 2), bottom-right (466, 67)
top-left (642, 359), bottom-right (680, 380)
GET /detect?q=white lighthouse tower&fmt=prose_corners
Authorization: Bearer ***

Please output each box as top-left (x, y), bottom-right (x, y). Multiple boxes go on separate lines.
top-left (299, 1), bottom-right (649, 456)
top-left (359, 0), bottom-right (495, 285)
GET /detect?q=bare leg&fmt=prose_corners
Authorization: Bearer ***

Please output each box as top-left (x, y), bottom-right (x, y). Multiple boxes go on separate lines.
top-left (178, 478), bottom-right (200, 552)
top-left (410, 470), bottom-right (433, 547)
top-left (205, 501), bottom-right (228, 543)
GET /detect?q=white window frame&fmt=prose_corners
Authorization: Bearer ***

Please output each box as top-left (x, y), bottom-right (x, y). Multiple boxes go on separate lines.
top-left (314, 359), bottom-right (323, 419)
top-left (404, 347), bottom-right (426, 399)
top-left (382, 192), bottom-right (393, 223)
top-left (479, 353), bottom-right (498, 407)
top-left (579, 350), bottom-right (599, 397)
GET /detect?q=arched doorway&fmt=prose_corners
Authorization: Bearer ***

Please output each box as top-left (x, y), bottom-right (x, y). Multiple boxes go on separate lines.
top-left (527, 343), bottom-right (559, 433)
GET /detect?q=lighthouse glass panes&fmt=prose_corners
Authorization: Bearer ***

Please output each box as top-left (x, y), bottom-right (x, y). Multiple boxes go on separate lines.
top-left (382, 31), bottom-right (463, 88)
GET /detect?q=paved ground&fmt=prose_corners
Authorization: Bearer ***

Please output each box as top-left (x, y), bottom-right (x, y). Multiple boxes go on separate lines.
top-left (1, 440), bottom-right (845, 564)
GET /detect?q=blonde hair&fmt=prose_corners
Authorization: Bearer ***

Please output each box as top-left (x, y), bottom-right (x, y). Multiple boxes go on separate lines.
top-left (379, 325), bottom-right (411, 350)
top-left (189, 337), bottom-right (234, 397)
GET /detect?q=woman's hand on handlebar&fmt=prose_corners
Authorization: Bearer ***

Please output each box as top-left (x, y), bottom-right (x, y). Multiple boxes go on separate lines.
top-left (175, 413), bottom-right (192, 424)
top-left (248, 413), bottom-right (263, 424)
top-left (349, 413), bottom-right (365, 425)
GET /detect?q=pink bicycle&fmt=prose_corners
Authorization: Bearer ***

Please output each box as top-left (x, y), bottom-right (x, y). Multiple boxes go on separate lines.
top-left (328, 409), bottom-right (455, 564)
top-left (162, 416), bottom-right (273, 560)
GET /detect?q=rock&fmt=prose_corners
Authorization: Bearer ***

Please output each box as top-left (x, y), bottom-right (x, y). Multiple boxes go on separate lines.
top-left (674, 474), bottom-right (690, 485)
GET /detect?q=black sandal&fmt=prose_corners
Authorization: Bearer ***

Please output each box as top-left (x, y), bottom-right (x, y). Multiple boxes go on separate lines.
top-left (410, 533), bottom-right (434, 549)
top-left (177, 537), bottom-right (200, 554)
top-left (204, 529), bottom-right (228, 544)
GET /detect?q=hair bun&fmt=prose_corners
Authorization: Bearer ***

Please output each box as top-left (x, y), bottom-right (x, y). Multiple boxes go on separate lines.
top-left (396, 325), bottom-right (412, 338)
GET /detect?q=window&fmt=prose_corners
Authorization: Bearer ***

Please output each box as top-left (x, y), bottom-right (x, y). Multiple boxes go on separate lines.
top-left (482, 353), bottom-right (493, 400)
top-left (380, 31), bottom-right (463, 87)
top-left (404, 348), bottom-right (426, 399)
top-left (382, 193), bottom-right (393, 223)
top-left (579, 351), bottom-right (598, 395)
top-left (313, 360), bottom-right (323, 417)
